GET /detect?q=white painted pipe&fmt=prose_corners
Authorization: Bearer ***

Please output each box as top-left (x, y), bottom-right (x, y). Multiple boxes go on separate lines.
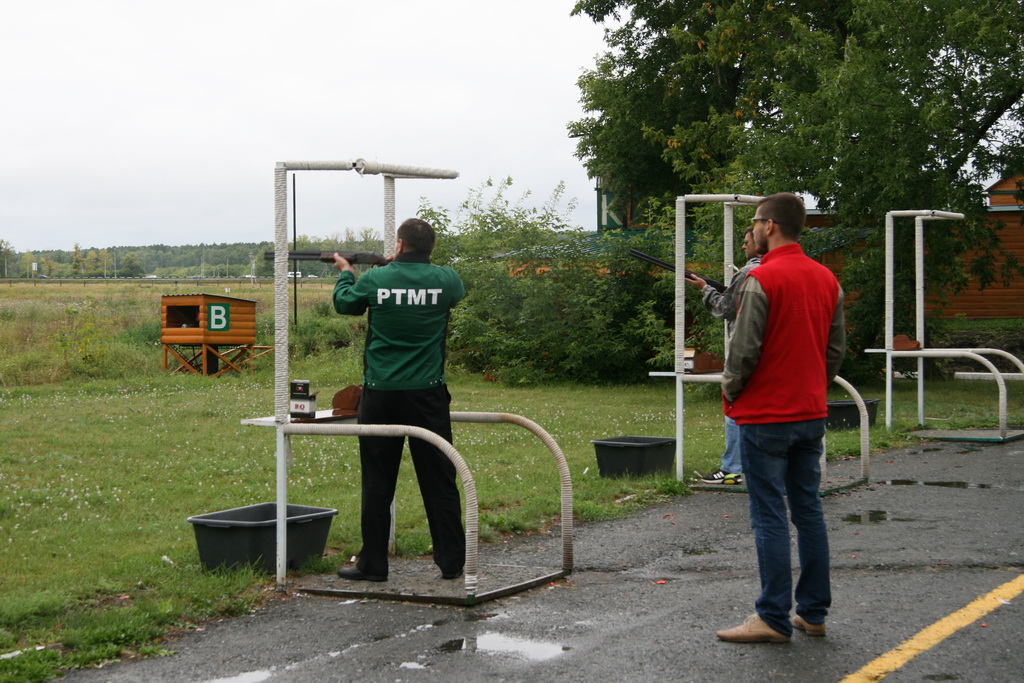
top-left (889, 349), bottom-right (1008, 437)
top-left (284, 422), bottom-right (480, 595)
top-left (355, 159), bottom-right (459, 179)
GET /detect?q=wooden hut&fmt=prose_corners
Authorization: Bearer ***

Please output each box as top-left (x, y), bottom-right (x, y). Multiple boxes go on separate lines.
top-left (161, 294), bottom-right (261, 376)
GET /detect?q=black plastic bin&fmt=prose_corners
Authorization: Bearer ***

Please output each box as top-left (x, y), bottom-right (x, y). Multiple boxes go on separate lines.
top-left (591, 436), bottom-right (676, 477)
top-left (825, 399), bottom-right (880, 431)
top-left (187, 503), bottom-right (338, 572)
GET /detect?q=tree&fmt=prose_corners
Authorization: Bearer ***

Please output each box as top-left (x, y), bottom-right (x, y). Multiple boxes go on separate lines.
top-left (571, 0), bottom-right (842, 206)
top-left (0, 239), bottom-right (15, 277)
top-left (416, 179), bottom-right (676, 384)
top-left (71, 243), bottom-right (85, 276)
top-left (20, 251), bottom-right (35, 277)
top-left (119, 252), bottom-right (145, 278)
top-left (571, 0), bottom-right (1024, 375)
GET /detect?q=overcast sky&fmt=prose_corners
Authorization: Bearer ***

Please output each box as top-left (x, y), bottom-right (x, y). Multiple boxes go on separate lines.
top-left (1, 1), bottom-right (612, 252)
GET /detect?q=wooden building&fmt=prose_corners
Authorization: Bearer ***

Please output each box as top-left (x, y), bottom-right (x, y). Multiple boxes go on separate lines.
top-left (936, 177), bottom-right (1024, 319)
top-left (807, 177), bottom-right (1024, 320)
top-left (160, 294), bottom-right (261, 376)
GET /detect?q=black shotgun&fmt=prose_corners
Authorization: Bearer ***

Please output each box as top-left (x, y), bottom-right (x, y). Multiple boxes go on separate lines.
top-left (627, 248), bottom-right (726, 293)
top-left (263, 250), bottom-right (388, 265)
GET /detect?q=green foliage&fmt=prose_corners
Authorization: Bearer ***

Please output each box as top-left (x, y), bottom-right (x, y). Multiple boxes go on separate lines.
top-left (572, 0), bottom-right (1024, 375)
top-left (420, 179), bottom-right (677, 384)
top-left (0, 239), bottom-right (14, 277)
top-left (737, 0), bottom-right (1024, 370)
top-left (118, 252), bottom-right (145, 278)
top-left (0, 593), bottom-right (70, 632)
top-left (22, 241), bottom-right (282, 279)
top-left (52, 297), bottom-right (111, 368)
top-left (288, 301), bottom-right (356, 357)
top-left (0, 647), bottom-right (63, 683)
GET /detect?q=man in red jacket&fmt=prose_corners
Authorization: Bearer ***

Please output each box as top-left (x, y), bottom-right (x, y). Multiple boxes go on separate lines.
top-left (715, 192), bottom-right (846, 643)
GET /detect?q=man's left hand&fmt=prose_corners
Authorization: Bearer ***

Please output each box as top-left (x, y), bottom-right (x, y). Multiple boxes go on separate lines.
top-left (684, 273), bottom-right (707, 289)
top-left (332, 253), bottom-right (355, 273)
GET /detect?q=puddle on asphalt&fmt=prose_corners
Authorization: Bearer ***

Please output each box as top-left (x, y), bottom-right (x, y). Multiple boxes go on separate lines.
top-left (878, 480), bottom-right (991, 489)
top-left (436, 632), bottom-right (567, 661)
top-left (842, 510), bottom-right (890, 524)
top-left (464, 610), bottom-right (500, 622)
top-left (203, 671), bottom-right (274, 683)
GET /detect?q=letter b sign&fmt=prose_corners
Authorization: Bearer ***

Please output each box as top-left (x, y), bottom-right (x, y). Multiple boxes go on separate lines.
top-left (208, 304), bottom-right (230, 331)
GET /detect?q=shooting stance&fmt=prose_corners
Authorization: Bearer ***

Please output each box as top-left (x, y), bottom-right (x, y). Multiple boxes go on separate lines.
top-left (684, 227), bottom-right (764, 486)
top-left (331, 218), bottom-right (466, 582)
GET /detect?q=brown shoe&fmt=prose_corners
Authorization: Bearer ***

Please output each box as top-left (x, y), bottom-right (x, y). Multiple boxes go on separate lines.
top-left (716, 614), bottom-right (790, 643)
top-left (792, 614), bottom-right (826, 637)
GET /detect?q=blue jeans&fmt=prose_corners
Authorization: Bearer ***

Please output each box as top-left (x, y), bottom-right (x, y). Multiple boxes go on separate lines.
top-left (739, 419), bottom-right (831, 636)
top-left (721, 416), bottom-right (741, 474)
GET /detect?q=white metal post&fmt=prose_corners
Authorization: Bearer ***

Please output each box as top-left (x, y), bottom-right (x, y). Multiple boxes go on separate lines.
top-left (674, 197), bottom-right (687, 480)
top-left (884, 212), bottom-right (895, 429)
top-left (916, 216), bottom-right (926, 426)
top-left (273, 164), bottom-right (291, 588)
top-left (383, 175), bottom-right (396, 256)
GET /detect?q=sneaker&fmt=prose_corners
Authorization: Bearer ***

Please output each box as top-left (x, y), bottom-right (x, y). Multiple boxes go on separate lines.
top-left (716, 614), bottom-right (790, 643)
top-left (696, 469), bottom-right (726, 484)
top-left (697, 469), bottom-right (742, 485)
top-left (792, 615), bottom-right (826, 637)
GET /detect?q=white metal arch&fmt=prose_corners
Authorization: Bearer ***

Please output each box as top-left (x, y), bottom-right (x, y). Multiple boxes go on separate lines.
top-left (872, 209), bottom-right (1024, 439)
top-left (271, 160), bottom-right (457, 586)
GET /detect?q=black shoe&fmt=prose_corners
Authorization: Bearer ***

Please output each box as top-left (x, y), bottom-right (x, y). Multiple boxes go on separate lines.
top-left (440, 570), bottom-right (463, 580)
top-left (336, 566), bottom-right (387, 582)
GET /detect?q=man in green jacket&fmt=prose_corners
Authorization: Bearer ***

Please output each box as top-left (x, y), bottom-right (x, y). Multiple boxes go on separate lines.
top-left (331, 218), bottom-right (465, 582)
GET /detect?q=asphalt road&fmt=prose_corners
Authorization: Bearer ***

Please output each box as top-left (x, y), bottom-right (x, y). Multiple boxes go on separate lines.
top-left (63, 438), bottom-right (1024, 682)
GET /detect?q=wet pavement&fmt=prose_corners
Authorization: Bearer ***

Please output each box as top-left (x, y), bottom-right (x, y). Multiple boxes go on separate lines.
top-left (62, 439), bottom-right (1024, 682)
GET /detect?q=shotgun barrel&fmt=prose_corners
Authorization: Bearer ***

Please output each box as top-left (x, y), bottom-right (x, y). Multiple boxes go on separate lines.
top-left (263, 250), bottom-right (388, 265)
top-left (627, 248), bottom-right (726, 293)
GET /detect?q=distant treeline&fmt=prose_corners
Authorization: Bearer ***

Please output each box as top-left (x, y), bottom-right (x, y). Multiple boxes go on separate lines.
top-left (1, 229), bottom-right (383, 278)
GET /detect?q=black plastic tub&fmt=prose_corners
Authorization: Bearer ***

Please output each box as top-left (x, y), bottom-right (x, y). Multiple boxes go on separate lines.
top-left (826, 399), bottom-right (880, 431)
top-left (187, 503), bottom-right (337, 572)
top-left (591, 436), bottom-right (675, 477)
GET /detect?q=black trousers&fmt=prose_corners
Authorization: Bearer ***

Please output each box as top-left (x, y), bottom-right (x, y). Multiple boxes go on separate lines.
top-left (354, 385), bottom-right (465, 576)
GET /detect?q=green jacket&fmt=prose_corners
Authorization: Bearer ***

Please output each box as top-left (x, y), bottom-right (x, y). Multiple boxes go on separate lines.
top-left (332, 253), bottom-right (464, 390)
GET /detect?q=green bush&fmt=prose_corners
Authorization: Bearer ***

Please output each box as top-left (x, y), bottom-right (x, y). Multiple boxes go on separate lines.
top-left (420, 180), bottom-right (678, 384)
top-left (288, 309), bottom-right (354, 357)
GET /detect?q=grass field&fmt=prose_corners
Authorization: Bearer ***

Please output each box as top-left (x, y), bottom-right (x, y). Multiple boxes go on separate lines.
top-left (2, 280), bottom-right (1022, 681)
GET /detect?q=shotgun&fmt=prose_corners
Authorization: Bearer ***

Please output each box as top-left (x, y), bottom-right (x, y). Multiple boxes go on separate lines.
top-left (263, 250), bottom-right (388, 266)
top-left (627, 248), bottom-right (726, 293)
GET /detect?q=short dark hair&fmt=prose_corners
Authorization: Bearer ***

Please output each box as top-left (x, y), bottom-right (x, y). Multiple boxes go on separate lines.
top-left (756, 192), bottom-right (806, 240)
top-left (397, 218), bottom-right (435, 254)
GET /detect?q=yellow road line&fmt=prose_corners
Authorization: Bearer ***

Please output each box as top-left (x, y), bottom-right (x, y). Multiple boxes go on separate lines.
top-left (839, 573), bottom-right (1024, 683)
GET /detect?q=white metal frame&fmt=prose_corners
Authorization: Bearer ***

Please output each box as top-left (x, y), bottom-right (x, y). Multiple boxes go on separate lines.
top-left (262, 160), bottom-right (574, 594)
top-left (271, 160), bottom-right (458, 587)
top-left (870, 210), bottom-right (1024, 438)
top-left (652, 194), bottom-right (869, 482)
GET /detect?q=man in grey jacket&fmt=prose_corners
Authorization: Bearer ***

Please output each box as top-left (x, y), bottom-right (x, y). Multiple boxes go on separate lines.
top-left (684, 226), bottom-right (764, 485)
